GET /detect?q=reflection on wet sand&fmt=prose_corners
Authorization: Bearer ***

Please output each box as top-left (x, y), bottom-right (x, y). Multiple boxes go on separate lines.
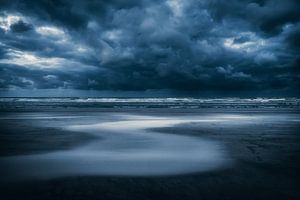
top-left (0, 114), bottom-right (238, 181)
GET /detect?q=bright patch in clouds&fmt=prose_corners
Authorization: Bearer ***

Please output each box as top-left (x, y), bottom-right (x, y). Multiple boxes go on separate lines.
top-left (0, 14), bottom-right (21, 31)
top-left (1, 50), bottom-right (64, 69)
top-left (223, 32), bottom-right (266, 52)
top-left (36, 26), bottom-right (66, 38)
top-left (166, 0), bottom-right (184, 17)
top-left (103, 29), bottom-right (122, 41)
top-left (0, 49), bottom-right (96, 71)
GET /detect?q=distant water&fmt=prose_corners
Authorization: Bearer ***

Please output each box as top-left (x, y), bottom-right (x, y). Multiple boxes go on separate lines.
top-left (0, 97), bottom-right (299, 109)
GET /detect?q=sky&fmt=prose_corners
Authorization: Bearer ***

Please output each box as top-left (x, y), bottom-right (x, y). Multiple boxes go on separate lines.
top-left (0, 0), bottom-right (299, 97)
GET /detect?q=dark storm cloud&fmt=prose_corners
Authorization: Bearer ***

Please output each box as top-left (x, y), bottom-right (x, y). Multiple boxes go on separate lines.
top-left (0, 0), bottom-right (299, 96)
top-left (10, 20), bottom-right (32, 33)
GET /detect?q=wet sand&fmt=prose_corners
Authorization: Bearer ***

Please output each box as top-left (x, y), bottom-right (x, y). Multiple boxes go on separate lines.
top-left (0, 109), bottom-right (299, 200)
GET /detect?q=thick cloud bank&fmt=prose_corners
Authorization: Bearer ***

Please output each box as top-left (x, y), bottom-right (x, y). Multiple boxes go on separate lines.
top-left (0, 0), bottom-right (299, 96)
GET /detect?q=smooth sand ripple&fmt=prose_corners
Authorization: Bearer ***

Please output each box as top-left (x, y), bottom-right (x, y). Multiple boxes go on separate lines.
top-left (0, 114), bottom-right (234, 181)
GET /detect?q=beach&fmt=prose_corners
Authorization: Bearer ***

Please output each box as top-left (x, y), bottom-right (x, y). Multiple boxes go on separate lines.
top-left (0, 98), bottom-right (299, 199)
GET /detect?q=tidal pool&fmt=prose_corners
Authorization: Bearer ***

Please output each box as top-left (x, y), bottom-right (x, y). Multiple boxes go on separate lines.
top-left (0, 113), bottom-right (238, 181)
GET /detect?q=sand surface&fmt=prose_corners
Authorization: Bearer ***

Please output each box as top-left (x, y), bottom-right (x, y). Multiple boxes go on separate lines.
top-left (0, 109), bottom-right (299, 200)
